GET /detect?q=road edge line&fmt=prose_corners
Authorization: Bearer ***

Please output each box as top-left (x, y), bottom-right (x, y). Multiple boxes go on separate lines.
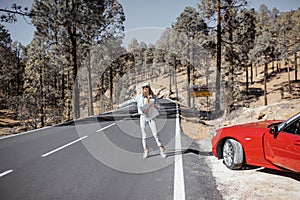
top-left (174, 102), bottom-right (186, 200)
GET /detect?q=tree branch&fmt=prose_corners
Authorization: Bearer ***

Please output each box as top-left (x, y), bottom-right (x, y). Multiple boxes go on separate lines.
top-left (0, 7), bottom-right (33, 23)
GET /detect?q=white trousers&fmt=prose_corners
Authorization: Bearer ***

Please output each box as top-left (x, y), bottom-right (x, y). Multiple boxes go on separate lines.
top-left (140, 115), bottom-right (162, 149)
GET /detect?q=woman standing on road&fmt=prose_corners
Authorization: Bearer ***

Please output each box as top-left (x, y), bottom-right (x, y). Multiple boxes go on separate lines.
top-left (119, 82), bottom-right (167, 159)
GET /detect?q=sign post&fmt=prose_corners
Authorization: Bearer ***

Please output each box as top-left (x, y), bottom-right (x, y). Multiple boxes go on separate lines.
top-left (190, 85), bottom-right (212, 116)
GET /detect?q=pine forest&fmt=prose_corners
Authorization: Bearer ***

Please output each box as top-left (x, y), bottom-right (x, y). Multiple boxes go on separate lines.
top-left (0, 0), bottom-right (299, 132)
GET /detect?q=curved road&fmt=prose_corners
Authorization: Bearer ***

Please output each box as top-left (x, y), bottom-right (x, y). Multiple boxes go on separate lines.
top-left (0, 99), bottom-right (221, 200)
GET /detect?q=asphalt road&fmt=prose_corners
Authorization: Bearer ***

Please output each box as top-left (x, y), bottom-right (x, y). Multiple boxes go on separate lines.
top-left (0, 99), bottom-right (221, 200)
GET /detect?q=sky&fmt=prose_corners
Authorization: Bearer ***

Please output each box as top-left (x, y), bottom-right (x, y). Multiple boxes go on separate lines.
top-left (0, 0), bottom-right (300, 47)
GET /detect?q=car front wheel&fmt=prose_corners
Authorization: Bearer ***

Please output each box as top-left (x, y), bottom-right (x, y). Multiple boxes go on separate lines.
top-left (222, 139), bottom-right (244, 170)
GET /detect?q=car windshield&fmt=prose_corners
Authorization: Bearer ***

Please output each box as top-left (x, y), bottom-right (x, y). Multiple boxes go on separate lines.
top-left (278, 112), bottom-right (300, 130)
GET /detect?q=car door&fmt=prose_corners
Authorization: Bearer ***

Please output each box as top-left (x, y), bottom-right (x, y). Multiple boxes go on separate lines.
top-left (264, 119), bottom-right (300, 173)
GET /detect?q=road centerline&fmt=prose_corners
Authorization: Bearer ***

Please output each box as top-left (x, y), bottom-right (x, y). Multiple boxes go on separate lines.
top-left (0, 170), bottom-right (13, 178)
top-left (96, 114), bottom-right (139, 133)
top-left (41, 136), bottom-right (88, 158)
top-left (96, 123), bottom-right (117, 132)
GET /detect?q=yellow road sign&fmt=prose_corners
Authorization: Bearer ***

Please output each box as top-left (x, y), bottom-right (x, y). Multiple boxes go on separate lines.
top-left (190, 85), bottom-right (211, 97)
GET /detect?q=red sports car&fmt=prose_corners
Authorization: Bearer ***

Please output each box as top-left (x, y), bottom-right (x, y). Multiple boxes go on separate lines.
top-left (212, 112), bottom-right (300, 173)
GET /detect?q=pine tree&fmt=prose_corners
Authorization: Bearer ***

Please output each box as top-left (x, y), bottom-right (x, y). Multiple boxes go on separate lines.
top-left (0, 24), bottom-right (13, 107)
top-left (291, 8), bottom-right (300, 81)
top-left (198, 0), bottom-right (247, 111)
top-left (0, 24), bottom-right (12, 96)
top-left (91, 36), bottom-right (126, 111)
top-left (276, 11), bottom-right (295, 94)
top-left (24, 37), bottom-right (49, 128)
top-left (31, 0), bottom-right (111, 119)
top-left (250, 4), bottom-right (277, 106)
top-left (0, 25), bottom-right (26, 110)
top-left (155, 28), bottom-right (170, 75)
top-left (235, 8), bottom-right (257, 95)
top-left (172, 6), bottom-right (208, 107)
top-left (144, 44), bottom-right (155, 80)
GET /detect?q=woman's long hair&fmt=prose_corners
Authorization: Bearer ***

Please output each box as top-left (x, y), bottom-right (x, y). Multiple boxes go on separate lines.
top-left (149, 87), bottom-right (155, 97)
top-left (143, 86), bottom-right (155, 97)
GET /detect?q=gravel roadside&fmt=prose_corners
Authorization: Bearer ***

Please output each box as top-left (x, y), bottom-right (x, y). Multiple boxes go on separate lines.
top-left (181, 99), bottom-right (300, 200)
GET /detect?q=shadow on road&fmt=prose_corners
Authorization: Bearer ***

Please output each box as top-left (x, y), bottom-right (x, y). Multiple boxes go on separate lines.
top-left (147, 149), bottom-right (213, 158)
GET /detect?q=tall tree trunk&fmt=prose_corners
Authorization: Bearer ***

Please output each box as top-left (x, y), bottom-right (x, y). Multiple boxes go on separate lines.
top-left (109, 66), bottom-right (113, 109)
top-left (87, 50), bottom-right (94, 116)
top-left (186, 38), bottom-right (191, 107)
top-left (61, 72), bottom-right (65, 101)
top-left (70, 26), bottom-right (80, 119)
top-left (39, 63), bottom-right (44, 127)
top-left (266, 62), bottom-right (269, 80)
top-left (288, 60), bottom-right (291, 94)
top-left (215, 0), bottom-right (221, 111)
top-left (295, 52), bottom-right (298, 81)
top-left (54, 71), bottom-right (58, 107)
top-left (264, 62), bottom-right (268, 106)
top-left (250, 62), bottom-right (253, 84)
top-left (187, 62), bottom-right (191, 107)
top-left (73, 81), bottom-right (80, 118)
top-left (228, 19), bottom-right (234, 110)
top-left (255, 64), bottom-right (258, 77)
top-left (174, 57), bottom-right (178, 99)
top-left (100, 78), bottom-right (104, 113)
top-left (246, 64), bottom-right (249, 95)
top-left (169, 63), bottom-right (172, 93)
top-left (66, 69), bottom-right (72, 121)
top-left (276, 56), bottom-right (280, 73)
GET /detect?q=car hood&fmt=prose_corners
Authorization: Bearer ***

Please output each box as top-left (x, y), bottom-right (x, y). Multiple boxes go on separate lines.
top-left (227, 120), bottom-right (283, 129)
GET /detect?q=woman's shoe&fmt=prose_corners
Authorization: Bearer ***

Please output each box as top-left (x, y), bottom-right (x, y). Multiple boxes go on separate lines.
top-left (160, 146), bottom-right (167, 158)
top-left (143, 149), bottom-right (149, 159)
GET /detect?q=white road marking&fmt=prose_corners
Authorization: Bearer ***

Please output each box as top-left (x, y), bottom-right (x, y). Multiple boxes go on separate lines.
top-left (41, 136), bottom-right (88, 157)
top-left (96, 123), bottom-right (116, 132)
top-left (174, 103), bottom-right (186, 200)
top-left (0, 105), bottom-right (136, 140)
top-left (96, 114), bottom-right (138, 133)
top-left (0, 170), bottom-right (13, 178)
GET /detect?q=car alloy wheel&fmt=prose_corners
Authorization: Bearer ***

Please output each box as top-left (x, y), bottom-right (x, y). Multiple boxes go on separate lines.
top-left (222, 139), bottom-right (244, 170)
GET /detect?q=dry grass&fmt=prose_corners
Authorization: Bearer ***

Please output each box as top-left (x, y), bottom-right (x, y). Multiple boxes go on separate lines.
top-left (0, 110), bottom-right (22, 136)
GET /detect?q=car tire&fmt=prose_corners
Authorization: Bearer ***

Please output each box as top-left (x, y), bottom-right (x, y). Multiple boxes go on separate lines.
top-left (222, 139), bottom-right (244, 170)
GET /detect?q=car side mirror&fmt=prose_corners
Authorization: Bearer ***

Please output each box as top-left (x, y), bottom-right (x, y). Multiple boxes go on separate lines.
top-left (270, 125), bottom-right (278, 135)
